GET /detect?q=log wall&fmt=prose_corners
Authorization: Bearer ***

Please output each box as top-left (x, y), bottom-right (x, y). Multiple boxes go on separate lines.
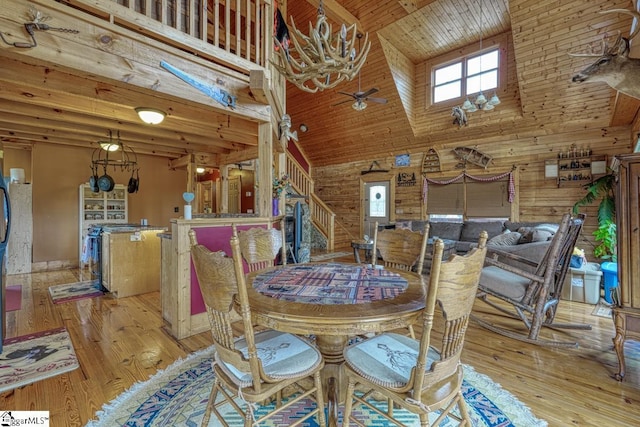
top-left (313, 126), bottom-right (633, 260)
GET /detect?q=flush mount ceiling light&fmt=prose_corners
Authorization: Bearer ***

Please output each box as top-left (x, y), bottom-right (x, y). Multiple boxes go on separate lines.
top-left (135, 107), bottom-right (166, 125)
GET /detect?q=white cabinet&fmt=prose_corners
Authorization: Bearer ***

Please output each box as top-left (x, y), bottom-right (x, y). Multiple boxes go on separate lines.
top-left (79, 184), bottom-right (128, 265)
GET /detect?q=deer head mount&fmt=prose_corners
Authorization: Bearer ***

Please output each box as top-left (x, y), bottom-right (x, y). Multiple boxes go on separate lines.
top-left (571, 9), bottom-right (640, 100)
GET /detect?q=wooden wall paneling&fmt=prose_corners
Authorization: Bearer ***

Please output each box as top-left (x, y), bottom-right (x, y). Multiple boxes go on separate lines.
top-left (313, 126), bottom-right (632, 258)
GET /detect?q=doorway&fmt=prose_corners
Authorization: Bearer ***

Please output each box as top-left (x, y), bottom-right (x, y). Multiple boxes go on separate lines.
top-left (228, 175), bottom-right (241, 213)
top-left (361, 176), bottom-right (394, 239)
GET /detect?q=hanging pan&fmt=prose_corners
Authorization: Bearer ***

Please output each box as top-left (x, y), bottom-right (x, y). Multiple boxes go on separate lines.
top-left (128, 168), bottom-right (139, 193)
top-left (98, 165), bottom-right (115, 192)
top-left (89, 164), bottom-right (99, 192)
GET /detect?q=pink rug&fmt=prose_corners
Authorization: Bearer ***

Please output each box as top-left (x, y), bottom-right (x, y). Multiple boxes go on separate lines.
top-left (6, 285), bottom-right (21, 312)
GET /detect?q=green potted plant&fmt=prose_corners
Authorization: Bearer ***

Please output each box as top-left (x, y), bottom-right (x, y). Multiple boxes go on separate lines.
top-left (573, 172), bottom-right (618, 304)
top-left (572, 173), bottom-right (617, 261)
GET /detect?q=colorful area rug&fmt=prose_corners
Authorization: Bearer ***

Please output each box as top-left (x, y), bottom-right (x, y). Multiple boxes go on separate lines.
top-left (86, 345), bottom-right (547, 427)
top-left (0, 327), bottom-right (79, 393)
top-left (6, 285), bottom-right (22, 312)
top-left (48, 280), bottom-right (105, 304)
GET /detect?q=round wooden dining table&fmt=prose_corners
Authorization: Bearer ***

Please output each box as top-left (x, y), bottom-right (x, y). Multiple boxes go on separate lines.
top-left (245, 262), bottom-right (426, 426)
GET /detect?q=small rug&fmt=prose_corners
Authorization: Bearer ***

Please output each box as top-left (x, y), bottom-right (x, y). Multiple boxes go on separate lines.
top-left (86, 345), bottom-right (547, 427)
top-left (48, 280), bottom-right (105, 304)
top-left (310, 251), bottom-right (351, 262)
top-left (6, 285), bottom-right (22, 312)
top-left (0, 327), bottom-right (79, 393)
top-left (592, 300), bottom-right (613, 318)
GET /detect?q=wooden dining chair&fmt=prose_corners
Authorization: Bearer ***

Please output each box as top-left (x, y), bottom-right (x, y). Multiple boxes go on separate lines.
top-left (372, 221), bottom-right (430, 275)
top-left (189, 229), bottom-right (326, 427)
top-left (341, 232), bottom-right (488, 427)
top-left (372, 221), bottom-right (430, 338)
top-left (235, 220), bottom-right (287, 271)
top-left (473, 212), bottom-right (590, 347)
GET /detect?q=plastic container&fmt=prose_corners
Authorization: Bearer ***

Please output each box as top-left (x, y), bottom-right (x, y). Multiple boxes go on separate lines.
top-left (561, 262), bottom-right (602, 304)
top-left (600, 262), bottom-right (618, 304)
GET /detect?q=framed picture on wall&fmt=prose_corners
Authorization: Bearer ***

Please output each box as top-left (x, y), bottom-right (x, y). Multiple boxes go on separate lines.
top-left (395, 154), bottom-right (410, 167)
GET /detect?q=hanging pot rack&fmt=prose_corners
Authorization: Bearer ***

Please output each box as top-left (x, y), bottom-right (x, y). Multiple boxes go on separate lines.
top-left (91, 130), bottom-right (138, 172)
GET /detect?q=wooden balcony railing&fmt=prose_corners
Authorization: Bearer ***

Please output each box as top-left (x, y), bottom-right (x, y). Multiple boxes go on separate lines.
top-left (61, 0), bottom-right (274, 73)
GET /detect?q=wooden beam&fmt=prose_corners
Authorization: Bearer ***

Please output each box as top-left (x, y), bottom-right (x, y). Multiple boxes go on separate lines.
top-left (304, 0), bottom-right (364, 31)
top-left (169, 154), bottom-right (193, 170)
top-left (0, 0), bottom-right (270, 123)
top-left (610, 91), bottom-right (640, 127)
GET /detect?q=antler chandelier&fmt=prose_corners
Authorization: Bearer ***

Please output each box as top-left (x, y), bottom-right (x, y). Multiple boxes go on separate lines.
top-left (271, 0), bottom-right (370, 93)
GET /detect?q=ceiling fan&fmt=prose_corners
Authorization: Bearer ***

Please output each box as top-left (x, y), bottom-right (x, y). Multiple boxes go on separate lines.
top-left (332, 34), bottom-right (387, 111)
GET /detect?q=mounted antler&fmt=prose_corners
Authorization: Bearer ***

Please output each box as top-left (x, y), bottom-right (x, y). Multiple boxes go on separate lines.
top-left (571, 9), bottom-right (640, 99)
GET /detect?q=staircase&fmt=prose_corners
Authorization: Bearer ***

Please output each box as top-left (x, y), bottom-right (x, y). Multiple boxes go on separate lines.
top-left (285, 151), bottom-right (339, 251)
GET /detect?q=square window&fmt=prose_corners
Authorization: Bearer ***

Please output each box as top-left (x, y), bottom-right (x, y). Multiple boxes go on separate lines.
top-left (431, 48), bottom-right (500, 105)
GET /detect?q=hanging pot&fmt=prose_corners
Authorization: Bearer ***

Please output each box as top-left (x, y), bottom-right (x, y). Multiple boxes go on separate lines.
top-left (128, 168), bottom-right (139, 193)
top-left (98, 166), bottom-right (115, 192)
top-left (89, 164), bottom-right (99, 192)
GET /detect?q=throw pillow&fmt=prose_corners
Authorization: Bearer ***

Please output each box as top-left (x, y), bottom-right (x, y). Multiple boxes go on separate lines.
top-left (534, 223), bottom-right (559, 235)
top-left (517, 227), bottom-right (534, 244)
top-left (488, 231), bottom-right (522, 246)
top-left (531, 229), bottom-right (553, 242)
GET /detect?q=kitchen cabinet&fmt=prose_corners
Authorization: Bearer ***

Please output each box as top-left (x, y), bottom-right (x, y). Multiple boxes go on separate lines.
top-left (102, 228), bottom-right (162, 297)
top-left (79, 183), bottom-right (128, 265)
top-left (612, 153), bottom-right (640, 380)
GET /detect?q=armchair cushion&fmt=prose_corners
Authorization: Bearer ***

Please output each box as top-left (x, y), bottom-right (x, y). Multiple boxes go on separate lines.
top-left (479, 265), bottom-right (529, 301)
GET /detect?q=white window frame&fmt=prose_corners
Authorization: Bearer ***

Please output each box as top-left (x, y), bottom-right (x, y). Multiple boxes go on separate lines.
top-left (433, 48), bottom-right (499, 105)
top-left (425, 33), bottom-right (508, 109)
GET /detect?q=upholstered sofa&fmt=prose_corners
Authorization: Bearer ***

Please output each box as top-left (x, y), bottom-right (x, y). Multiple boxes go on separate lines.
top-left (395, 219), bottom-right (560, 265)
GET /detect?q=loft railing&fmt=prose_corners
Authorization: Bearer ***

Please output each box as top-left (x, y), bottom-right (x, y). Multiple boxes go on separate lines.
top-left (60, 0), bottom-right (274, 72)
top-left (286, 152), bottom-right (335, 250)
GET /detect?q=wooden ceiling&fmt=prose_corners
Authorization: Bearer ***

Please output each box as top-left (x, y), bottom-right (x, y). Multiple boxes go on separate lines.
top-left (1, 0), bottom-right (638, 167)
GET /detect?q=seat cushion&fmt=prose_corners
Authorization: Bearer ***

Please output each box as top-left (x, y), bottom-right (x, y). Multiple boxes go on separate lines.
top-left (343, 333), bottom-right (440, 388)
top-left (429, 222), bottom-right (463, 241)
top-left (479, 265), bottom-right (531, 301)
top-left (215, 329), bottom-right (322, 387)
top-left (460, 220), bottom-right (505, 242)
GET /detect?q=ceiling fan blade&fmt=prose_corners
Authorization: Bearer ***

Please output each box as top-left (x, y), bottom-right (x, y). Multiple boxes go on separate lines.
top-left (338, 91), bottom-right (356, 98)
top-left (367, 97), bottom-right (388, 104)
top-left (359, 88), bottom-right (379, 98)
top-left (332, 99), bottom-right (353, 106)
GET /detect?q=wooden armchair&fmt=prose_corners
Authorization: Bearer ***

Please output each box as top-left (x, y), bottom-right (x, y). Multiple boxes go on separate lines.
top-left (341, 232), bottom-right (488, 427)
top-left (234, 220), bottom-right (286, 271)
top-left (189, 229), bottom-right (326, 427)
top-left (473, 212), bottom-right (591, 347)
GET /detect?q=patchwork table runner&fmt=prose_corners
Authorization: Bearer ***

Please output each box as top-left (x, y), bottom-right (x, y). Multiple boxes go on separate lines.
top-left (253, 263), bottom-right (408, 304)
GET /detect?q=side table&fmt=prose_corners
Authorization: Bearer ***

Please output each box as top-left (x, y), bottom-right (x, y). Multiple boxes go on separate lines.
top-left (351, 239), bottom-right (373, 263)
top-left (612, 306), bottom-right (640, 380)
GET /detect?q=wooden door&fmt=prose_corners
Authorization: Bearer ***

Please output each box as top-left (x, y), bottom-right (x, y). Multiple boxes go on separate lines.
top-left (228, 176), bottom-right (241, 213)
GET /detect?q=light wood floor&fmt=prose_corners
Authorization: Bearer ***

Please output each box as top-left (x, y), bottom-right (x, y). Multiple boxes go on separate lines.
top-left (1, 263), bottom-right (639, 426)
